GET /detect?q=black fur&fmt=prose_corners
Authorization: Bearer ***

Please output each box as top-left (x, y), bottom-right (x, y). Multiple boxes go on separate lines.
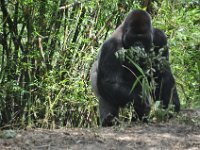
top-left (90, 10), bottom-right (180, 126)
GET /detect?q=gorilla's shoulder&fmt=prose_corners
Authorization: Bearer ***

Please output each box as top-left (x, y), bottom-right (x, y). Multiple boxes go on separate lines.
top-left (153, 28), bottom-right (167, 47)
top-left (101, 37), bottom-right (122, 51)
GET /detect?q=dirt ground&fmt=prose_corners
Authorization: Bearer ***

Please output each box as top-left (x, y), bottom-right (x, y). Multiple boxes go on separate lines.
top-left (0, 110), bottom-right (200, 150)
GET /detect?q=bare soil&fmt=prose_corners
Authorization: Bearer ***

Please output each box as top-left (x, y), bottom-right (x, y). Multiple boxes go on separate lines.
top-left (0, 110), bottom-right (200, 150)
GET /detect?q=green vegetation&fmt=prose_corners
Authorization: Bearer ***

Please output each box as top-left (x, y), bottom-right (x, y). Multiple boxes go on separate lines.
top-left (0, 0), bottom-right (199, 128)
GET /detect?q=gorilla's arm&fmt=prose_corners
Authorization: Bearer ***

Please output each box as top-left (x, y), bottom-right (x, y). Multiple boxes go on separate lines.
top-left (153, 28), bottom-right (180, 112)
top-left (97, 38), bottom-right (133, 106)
top-left (90, 24), bottom-right (124, 102)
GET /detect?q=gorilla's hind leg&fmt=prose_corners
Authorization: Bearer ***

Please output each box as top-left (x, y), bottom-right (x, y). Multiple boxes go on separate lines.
top-left (99, 98), bottom-right (119, 127)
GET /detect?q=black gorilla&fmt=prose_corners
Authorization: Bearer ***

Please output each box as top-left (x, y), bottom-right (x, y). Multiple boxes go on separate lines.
top-left (90, 10), bottom-right (180, 126)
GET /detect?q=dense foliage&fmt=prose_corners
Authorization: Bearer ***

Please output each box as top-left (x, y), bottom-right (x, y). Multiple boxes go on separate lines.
top-left (0, 0), bottom-right (199, 128)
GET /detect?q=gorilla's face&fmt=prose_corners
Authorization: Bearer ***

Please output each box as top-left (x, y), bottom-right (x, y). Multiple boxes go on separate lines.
top-left (122, 10), bottom-right (153, 50)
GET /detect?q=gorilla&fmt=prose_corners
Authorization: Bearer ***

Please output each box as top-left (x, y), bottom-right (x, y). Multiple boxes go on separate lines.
top-left (90, 9), bottom-right (180, 126)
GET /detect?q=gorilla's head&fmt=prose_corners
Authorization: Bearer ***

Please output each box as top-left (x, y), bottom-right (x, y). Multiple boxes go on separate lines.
top-left (122, 10), bottom-right (153, 50)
